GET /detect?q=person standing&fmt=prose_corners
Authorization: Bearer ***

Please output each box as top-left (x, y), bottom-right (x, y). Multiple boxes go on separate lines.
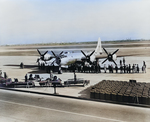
top-left (143, 61), bottom-right (146, 68)
top-left (50, 70), bottom-right (53, 80)
top-left (0, 70), bottom-right (2, 77)
top-left (104, 64), bottom-right (107, 73)
top-left (126, 65), bottom-right (129, 73)
top-left (20, 62), bottom-right (24, 69)
top-left (4, 72), bottom-right (7, 79)
top-left (135, 64), bottom-right (137, 73)
top-left (115, 65), bottom-right (118, 73)
top-left (25, 74), bottom-right (28, 82)
top-left (142, 65), bottom-right (146, 73)
top-left (123, 65), bottom-right (126, 73)
top-left (120, 65), bottom-right (123, 73)
top-left (143, 61), bottom-right (146, 73)
top-left (98, 64), bottom-right (101, 73)
top-left (128, 64), bottom-right (131, 73)
top-left (132, 64), bottom-right (135, 73)
top-left (108, 65), bottom-right (111, 73)
top-left (111, 64), bottom-right (113, 73)
top-left (137, 64), bottom-right (139, 73)
top-left (120, 60), bottom-right (122, 66)
top-left (123, 57), bottom-right (125, 66)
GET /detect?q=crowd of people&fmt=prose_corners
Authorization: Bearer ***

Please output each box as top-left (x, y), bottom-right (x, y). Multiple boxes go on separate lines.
top-left (37, 58), bottom-right (147, 74)
top-left (70, 59), bottom-right (147, 74)
top-left (105, 62), bottom-right (146, 74)
top-left (104, 60), bottom-right (146, 74)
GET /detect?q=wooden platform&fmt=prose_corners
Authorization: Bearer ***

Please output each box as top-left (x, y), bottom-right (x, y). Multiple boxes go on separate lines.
top-left (90, 80), bottom-right (150, 105)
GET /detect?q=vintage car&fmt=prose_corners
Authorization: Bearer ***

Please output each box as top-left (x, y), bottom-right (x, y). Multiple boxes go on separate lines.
top-left (64, 78), bottom-right (90, 87)
top-left (0, 76), bottom-right (6, 84)
top-left (5, 78), bottom-right (35, 88)
top-left (39, 76), bottom-right (62, 86)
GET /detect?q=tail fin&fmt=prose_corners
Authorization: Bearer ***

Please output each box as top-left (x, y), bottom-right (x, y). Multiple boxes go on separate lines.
top-left (95, 37), bottom-right (102, 55)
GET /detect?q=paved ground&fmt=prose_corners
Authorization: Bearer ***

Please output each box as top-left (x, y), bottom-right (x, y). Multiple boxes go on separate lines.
top-left (12, 71), bottom-right (150, 98)
top-left (1, 44), bottom-right (150, 121)
top-left (0, 89), bottom-right (150, 122)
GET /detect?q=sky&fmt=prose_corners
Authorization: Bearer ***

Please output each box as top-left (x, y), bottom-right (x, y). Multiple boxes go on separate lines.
top-left (0, 0), bottom-right (150, 45)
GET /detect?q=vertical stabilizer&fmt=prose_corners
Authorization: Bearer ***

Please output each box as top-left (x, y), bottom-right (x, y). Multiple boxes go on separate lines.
top-left (95, 37), bottom-right (102, 55)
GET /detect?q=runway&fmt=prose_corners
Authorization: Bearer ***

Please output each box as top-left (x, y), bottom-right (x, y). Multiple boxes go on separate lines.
top-left (0, 89), bottom-right (150, 122)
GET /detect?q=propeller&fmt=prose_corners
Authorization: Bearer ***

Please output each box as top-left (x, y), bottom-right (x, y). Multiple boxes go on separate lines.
top-left (81, 50), bottom-right (95, 64)
top-left (102, 48), bottom-right (119, 65)
top-left (37, 49), bottom-right (48, 62)
top-left (51, 51), bottom-right (67, 65)
top-left (36, 58), bottom-right (40, 63)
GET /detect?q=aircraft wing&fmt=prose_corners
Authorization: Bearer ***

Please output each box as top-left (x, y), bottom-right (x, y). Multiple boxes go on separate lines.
top-left (4, 64), bottom-right (38, 68)
top-left (95, 53), bottom-right (140, 59)
top-left (116, 53), bottom-right (141, 57)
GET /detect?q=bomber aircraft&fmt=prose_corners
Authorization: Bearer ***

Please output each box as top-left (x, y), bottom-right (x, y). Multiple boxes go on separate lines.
top-left (5, 37), bottom-right (131, 74)
top-left (37, 37), bottom-right (119, 67)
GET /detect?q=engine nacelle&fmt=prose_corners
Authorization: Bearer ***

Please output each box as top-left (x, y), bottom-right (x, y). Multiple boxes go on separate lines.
top-left (112, 54), bottom-right (117, 61)
top-left (102, 48), bottom-right (119, 65)
top-left (107, 54), bottom-right (117, 62)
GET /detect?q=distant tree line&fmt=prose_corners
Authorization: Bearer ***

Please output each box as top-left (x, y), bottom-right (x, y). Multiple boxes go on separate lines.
top-left (2, 39), bottom-right (150, 46)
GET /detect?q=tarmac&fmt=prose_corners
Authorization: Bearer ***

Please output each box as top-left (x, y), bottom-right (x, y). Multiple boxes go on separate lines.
top-left (7, 70), bottom-right (150, 105)
top-left (1, 44), bottom-right (150, 107)
top-left (1, 57), bottom-right (150, 100)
